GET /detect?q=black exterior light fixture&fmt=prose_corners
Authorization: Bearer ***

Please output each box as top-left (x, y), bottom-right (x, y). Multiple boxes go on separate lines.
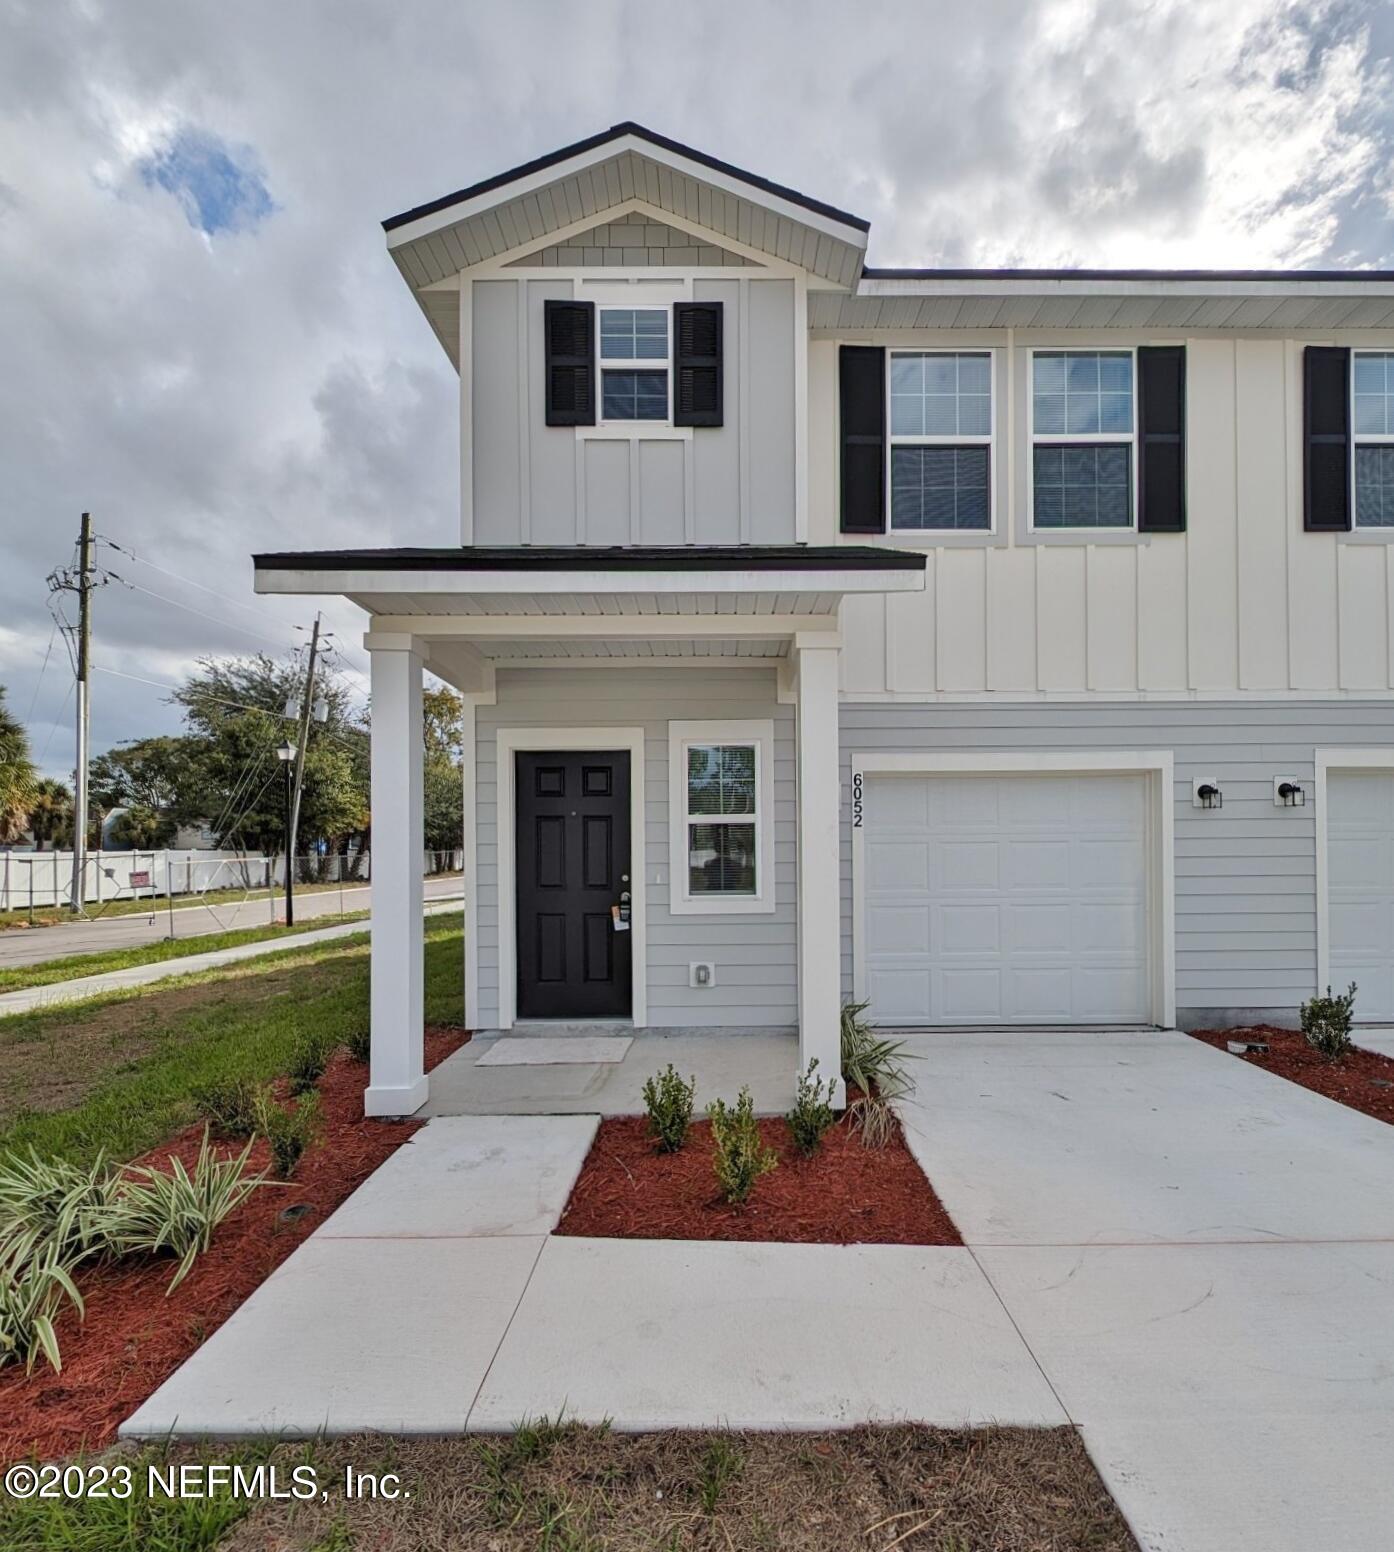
top-left (1194, 780), bottom-right (1223, 810)
top-left (1275, 779), bottom-right (1307, 808)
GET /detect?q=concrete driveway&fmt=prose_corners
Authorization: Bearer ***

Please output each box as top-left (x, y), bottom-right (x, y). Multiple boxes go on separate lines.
top-left (895, 1029), bottom-right (1394, 1552)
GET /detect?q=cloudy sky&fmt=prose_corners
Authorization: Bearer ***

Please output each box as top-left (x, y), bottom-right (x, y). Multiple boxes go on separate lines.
top-left (3, 0), bottom-right (1393, 777)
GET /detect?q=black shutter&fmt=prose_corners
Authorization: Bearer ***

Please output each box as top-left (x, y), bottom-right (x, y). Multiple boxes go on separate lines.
top-left (1304, 346), bottom-right (1351, 531)
top-left (840, 345), bottom-right (885, 533)
top-left (544, 300), bottom-right (595, 427)
top-left (1138, 345), bottom-right (1186, 533)
top-left (673, 302), bottom-right (723, 427)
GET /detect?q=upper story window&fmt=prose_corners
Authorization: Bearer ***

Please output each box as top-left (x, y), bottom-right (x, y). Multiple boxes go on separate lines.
top-left (888, 352), bottom-right (992, 531)
top-left (1354, 351), bottom-right (1394, 528)
top-left (1030, 350), bottom-right (1136, 530)
top-left (599, 306), bottom-right (670, 423)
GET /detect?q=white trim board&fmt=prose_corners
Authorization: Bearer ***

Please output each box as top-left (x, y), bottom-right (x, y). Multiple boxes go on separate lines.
top-left (1314, 747), bottom-right (1394, 993)
top-left (849, 750), bottom-right (1176, 1029)
top-left (495, 726), bottom-right (648, 1031)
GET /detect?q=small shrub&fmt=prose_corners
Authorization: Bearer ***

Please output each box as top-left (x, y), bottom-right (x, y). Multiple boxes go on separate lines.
top-left (1301, 983), bottom-right (1357, 1061)
top-left (785, 1059), bottom-right (837, 1156)
top-left (707, 1088), bottom-right (778, 1205)
top-left (191, 1075), bottom-right (260, 1139)
top-left (840, 999), bottom-right (917, 1149)
top-left (0, 1148), bottom-right (114, 1263)
top-left (104, 1130), bottom-right (264, 1293)
top-left (287, 1030), bottom-right (334, 1095)
top-left (642, 1064), bottom-right (696, 1153)
top-left (0, 1240), bottom-right (85, 1374)
top-left (254, 1088), bottom-right (323, 1180)
top-left (345, 1022), bottom-right (371, 1065)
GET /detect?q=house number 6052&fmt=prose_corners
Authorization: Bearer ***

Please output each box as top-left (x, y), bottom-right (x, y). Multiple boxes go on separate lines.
top-left (851, 771), bottom-right (864, 828)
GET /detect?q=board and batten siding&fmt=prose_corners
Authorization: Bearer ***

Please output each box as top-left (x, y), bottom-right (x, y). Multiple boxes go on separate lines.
top-left (469, 275), bottom-right (796, 547)
top-left (839, 701), bottom-right (1394, 1024)
top-left (474, 668), bottom-right (797, 1032)
top-left (806, 335), bottom-right (1394, 697)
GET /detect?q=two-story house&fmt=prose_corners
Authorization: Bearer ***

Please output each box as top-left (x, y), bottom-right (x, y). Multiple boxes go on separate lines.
top-left (255, 124), bottom-right (1394, 1116)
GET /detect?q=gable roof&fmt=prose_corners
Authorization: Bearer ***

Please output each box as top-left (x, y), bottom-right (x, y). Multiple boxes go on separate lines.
top-left (383, 121), bottom-right (869, 235)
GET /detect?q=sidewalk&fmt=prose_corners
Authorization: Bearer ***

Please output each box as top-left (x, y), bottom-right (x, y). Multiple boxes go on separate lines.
top-left (0, 900), bottom-right (462, 1017)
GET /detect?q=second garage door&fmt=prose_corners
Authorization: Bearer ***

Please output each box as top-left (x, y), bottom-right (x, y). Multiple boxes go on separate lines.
top-left (863, 772), bottom-right (1151, 1025)
top-left (1327, 770), bottom-right (1394, 1022)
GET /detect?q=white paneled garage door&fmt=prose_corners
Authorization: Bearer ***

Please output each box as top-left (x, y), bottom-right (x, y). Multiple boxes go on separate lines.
top-left (1327, 771), bottom-right (1394, 1022)
top-left (863, 772), bottom-right (1151, 1025)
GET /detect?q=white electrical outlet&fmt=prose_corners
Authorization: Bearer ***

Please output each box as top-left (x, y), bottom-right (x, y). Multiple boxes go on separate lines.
top-left (689, 961), bottom-right (716, 988)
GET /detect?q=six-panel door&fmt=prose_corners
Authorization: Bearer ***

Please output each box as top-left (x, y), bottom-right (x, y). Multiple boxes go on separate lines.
top-left (515, 751), bottom-right (632, 1019)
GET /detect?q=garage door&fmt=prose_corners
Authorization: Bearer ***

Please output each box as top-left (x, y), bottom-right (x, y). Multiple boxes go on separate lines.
top-left (863, 772), bottom-right (1151, 1025)
top-left (1327, 771), bottom-right (1394, 1021)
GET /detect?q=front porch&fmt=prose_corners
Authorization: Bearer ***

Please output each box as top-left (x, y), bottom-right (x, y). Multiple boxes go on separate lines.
top-left (252, 545), bottom-right (926, 1116)
top-left (421, 1029), bottom-right (799, 1117)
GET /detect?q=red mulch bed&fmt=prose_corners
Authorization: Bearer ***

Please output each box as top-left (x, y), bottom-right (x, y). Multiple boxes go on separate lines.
top-left (1188, 1025), bottom-right (1394, 1126)
top-left (556, 1106), bottom-right (961, 1246)
top-left (0, 1028), bottom-right (468, 1467)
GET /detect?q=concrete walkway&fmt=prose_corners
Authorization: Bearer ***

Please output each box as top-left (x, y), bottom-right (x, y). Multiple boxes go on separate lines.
top-left (121, 1028), bottom-right (1394, 1551)
top-left (0, 900), bottom-right (462, 1017)
top-left (895, 1029), bottom-right (1394, 1552)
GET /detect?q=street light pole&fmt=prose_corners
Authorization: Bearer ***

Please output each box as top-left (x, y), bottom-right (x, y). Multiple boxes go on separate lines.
top-left (277, 739), bottom-right (296, 925)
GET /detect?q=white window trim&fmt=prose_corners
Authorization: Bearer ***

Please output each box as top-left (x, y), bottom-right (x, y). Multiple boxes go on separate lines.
top-left (1351, 348), bottom-right (1394, 531)
top-left (597, 303), bottom-right (672, 428)
top-left (495, 726), bottom-right (647, 1030)
top-left (1026, 345), bottom-right (1140, 535)
top-left (667, 718), bottom-right (776, 916)
top-left (885, 349), bottom-right (996, 535)
top-left (848, 750), bottom-right (1176, 1029)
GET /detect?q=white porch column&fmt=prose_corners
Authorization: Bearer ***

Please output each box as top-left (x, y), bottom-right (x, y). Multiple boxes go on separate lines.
top-left (795, 639), bottom-right (846, 1107)
top-left (365, 634), bottom-right (426, 1117)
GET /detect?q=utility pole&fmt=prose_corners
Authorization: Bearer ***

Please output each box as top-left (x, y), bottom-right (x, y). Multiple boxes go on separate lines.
top-left (284, 612), bottom-right (323, 919)
top-left (71, 513), bottom-right (93, 914)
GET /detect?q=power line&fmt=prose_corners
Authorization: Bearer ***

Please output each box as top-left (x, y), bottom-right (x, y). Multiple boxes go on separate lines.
top-left (98, 538), bottom-right (293, 626)
top-left (107, 575), bottom-right (295, 653)
top-left (24, 622), bottom-right (58, 725)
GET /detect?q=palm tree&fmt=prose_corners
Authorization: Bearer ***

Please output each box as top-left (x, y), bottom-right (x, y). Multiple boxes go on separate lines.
top-left (26, 779), bottom-right (72, 851)
top-left (0, 686), bottom-right (38, 844)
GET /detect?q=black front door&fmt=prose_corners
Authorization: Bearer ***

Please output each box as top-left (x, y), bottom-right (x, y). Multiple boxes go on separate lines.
top-left (515, 751), bottom-right (632, 1019)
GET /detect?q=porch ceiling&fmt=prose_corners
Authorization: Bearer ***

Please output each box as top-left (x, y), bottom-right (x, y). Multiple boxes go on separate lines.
top-left (469, 636), bottom-right (789, 660)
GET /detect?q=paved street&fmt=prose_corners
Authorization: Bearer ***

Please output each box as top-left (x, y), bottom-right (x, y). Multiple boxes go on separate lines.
top-left (0, 875), bottom-right (463, 968)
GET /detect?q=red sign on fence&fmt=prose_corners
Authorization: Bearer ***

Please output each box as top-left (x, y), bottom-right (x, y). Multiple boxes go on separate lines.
top-left (129, 870), bottom-right (150, 887)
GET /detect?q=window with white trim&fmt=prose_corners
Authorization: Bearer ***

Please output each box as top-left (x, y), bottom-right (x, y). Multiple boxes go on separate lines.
top-left (598, 306), bottom-right (669, 423)
top-left (1354, 351), bottom-right (1394, 528)
top-left (888, 351), bottom-right (992, 531)
top-left (667, 720), bottom-right (776, 914)
top-left (1031, 349), bottom-right (1135, 529)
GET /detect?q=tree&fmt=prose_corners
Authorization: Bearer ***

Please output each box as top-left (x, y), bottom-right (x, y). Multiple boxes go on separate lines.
top-left (108, 804), bottom-right (177, 849)
top-left (25, 779), bottom-right (72, 851)
top-left (90, 736), bottom-right (195, 816)
top-left (423, 754), bottom-right (462, 865)
top-left (0, 686), bottom-right (38, 844)
top-left (422, 686), bottom-right (464, 762)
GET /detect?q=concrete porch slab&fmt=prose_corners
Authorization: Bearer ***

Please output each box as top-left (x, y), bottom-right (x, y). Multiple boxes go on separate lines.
top-left (476, 1036), bottom-right (633, 1067)
top-left (894, 1028), bottom-right (1394, 1245)
top-left (316, 1115), bottom-right (598, 1239)
top-left (470, 1237), bottom-right (1065, 1432)
top-left (120, 1235), bottom-right (544, 1439)
top-left (977, 1241), bottom-right (1394, 1552)
top-left (423, 1031), bottom-right (798, 1117)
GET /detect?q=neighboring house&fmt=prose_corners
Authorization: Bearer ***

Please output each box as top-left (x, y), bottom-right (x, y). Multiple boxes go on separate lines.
top-left (256, 123), bottom-right (1394, 1116)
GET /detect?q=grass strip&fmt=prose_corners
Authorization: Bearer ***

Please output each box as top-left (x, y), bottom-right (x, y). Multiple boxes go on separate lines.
top-left (0, 914), bottom-right (373, 995)
top-left (0, 918), bottom-right (463, 1166)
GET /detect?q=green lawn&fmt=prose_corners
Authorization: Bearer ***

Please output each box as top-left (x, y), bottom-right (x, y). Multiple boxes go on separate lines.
top-left (0, 913), bottom-right (372, 994)
top-left (0, 915), bottom-right (463, 1166)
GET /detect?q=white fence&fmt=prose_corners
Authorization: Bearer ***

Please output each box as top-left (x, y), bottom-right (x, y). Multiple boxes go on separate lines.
top-left (0, 849), bottom-right (463, 913)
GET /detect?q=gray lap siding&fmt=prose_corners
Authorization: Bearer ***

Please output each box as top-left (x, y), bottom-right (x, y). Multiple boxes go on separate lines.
top-left (474, 667), bottom-right (797, 1031)
top-left (839, 700), bottom-right (1394, 1026)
